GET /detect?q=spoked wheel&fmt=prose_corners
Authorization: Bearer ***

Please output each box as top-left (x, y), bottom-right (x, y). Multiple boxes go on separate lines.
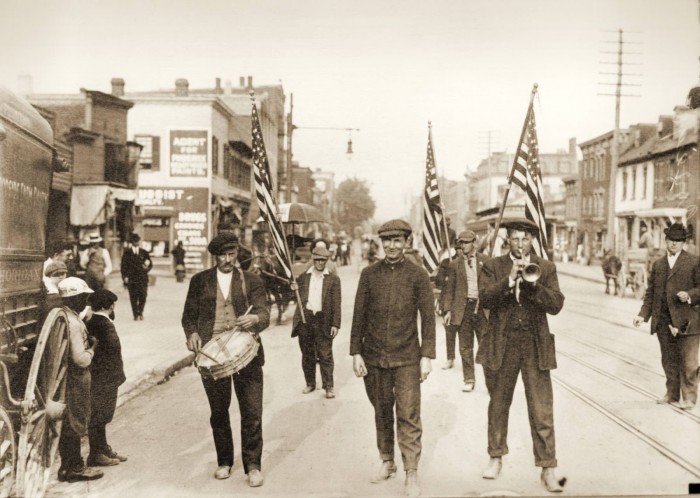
top-left (0, 407), bottom-right (16, 498)
top-left (16, 308), bottom-right (70, 498)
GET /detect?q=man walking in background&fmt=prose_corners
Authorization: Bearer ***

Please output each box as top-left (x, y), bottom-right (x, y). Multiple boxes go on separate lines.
top-left (121, 233), bottom-right (153, 321)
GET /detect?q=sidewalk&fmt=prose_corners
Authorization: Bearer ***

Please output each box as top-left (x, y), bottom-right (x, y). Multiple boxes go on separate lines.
top-left (108, 259), bottom-right (606, 409)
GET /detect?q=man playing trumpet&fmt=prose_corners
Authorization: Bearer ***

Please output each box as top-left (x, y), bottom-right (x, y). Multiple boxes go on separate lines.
top-left (477, 218), bottom-right (566, 493)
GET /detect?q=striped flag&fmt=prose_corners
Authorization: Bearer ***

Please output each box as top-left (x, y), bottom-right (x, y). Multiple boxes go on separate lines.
top-left (422, 126), bottom-right (443, 273)
top-left (252, 102), bottom-right (293, 278)
top-left (511, 103), bottom-right (549, 259)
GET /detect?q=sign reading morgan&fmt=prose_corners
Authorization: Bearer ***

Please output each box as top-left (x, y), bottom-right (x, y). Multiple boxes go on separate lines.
top-left (170, 130), bottom-right (208, 177)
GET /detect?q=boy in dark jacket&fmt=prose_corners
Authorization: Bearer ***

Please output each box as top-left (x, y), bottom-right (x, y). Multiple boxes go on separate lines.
top-left (86, 289), bottom-right (127, 466)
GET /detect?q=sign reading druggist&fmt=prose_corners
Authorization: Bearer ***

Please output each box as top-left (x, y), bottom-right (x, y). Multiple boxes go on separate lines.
top-left (170, 130), bottom-right (208, 177)
top-left (138, 187), bottom-right (210, 270)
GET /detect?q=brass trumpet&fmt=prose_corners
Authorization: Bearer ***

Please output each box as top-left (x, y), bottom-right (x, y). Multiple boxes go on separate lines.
top-left (516, 261), bottom-right (541, 282)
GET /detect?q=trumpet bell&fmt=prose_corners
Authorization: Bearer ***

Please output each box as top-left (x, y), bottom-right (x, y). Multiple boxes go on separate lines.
top-left (522, 263), bottom-right (541, 282)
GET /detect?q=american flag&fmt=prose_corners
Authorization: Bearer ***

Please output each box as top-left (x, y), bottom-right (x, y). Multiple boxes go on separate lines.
top-left (511, 103), bottom-right (549, 259)
top-left (252, 102), bottom-right (293, 278)
top-left (422, 126), bottom-right (443, 273)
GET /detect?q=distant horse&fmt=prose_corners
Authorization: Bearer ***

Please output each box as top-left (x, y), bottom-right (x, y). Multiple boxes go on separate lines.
top-left (601, 250), bottom-right (623, 295)
top-left (251, 253), bottom-right (294, 325)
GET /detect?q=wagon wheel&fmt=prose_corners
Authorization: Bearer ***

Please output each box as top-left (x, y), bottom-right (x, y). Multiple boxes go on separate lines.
top-left (0, 407), bottom-right (15, 498)
top-left (616, 272), bottom-right (626, 297)
top-left (633, 272), bottom-right (647, 300)
top-left (16, 308), bottom-right (70, 498)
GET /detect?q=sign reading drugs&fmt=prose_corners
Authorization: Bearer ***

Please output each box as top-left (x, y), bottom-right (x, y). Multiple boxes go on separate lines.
top-left (170, 130), bottom-right (208, 177)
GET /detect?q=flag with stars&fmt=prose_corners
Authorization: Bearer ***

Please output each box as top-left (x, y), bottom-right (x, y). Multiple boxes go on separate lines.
top-left (511, 103), bottom-right (549, 259)
top-left (422, 126), bottom-right (443, 273)
top-left (252, 102), bottom-right (293, 278)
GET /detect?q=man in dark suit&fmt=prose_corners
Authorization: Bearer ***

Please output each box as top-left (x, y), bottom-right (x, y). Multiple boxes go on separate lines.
top-left (634, 223), bottom-right (700, 410)
top-left (291, 246), bottom-right (342, 399)
top-left (181, 232), bottom-right (270, 486)
top-left (477, 218), bottom-right (565, 493)
top-left (120, 233), bottom-right (152, 321)
top-left (86, 289), bottom-right (127, 467)
top-left (350, 219), bottom-right (435, 497)
top-left (442, 230), bottom-right (489, 392)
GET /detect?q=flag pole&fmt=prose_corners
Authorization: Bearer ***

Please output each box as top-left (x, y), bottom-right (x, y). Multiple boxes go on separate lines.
top-left (490, 83), bottom-right (538, 257)
top-left (430, 122), bottom-right (452, 260)
top-left (250, 91), bottom-right (306, 324)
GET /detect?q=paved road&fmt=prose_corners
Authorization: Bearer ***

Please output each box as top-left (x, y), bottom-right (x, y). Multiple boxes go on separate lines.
top-left (47, 260), bottom-right (698, 497)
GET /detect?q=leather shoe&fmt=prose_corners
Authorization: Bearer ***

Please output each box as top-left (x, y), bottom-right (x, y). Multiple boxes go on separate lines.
top-left (541, 467), bottom-right (564, 493)
top-left (247, 469), bottom-right (264, 487)
top-left (105, 446), bottom-right (127, 462)
top-left (671, 400), bottom-right (695, 410)
top-left (370, 460), bottom-right (397, 483)
top-left (58, 465), bottom-right (104, 482)
top-left (442, 360), bottom-right (454, 370)
top-left (404, 470), bottom-right (420, 497)
top-left (325, 388), bottom-right (335, 399)
top-left (87, 453), bottom-right (120, 466)
top-left (302, 385), bottom-right (316, 394)
top-left (214, 465), bottom-right (231, 480)
top-left (482, 457), bottom-right (502, 479)
top-left (463, 381), bottom-right (475, 392)
top-left (656, 395), bottom-right (674, 404)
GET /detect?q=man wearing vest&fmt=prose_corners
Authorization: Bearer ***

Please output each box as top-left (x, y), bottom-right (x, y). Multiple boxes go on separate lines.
top-left (291, 246), bottom-right (342, 399)
top-left (181, 232), bottom-right (270, 486)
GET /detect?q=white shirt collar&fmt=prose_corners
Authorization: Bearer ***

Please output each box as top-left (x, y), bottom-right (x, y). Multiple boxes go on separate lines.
top-left (306, 266), bottom-right (330, 276)
top-left (94, 310), bottom-right (113, 322)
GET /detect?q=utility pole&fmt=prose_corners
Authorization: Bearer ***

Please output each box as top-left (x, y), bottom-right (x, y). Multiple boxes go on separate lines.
top-left (478, 130), bottom-right (500, 209)
top-left (599, 29), bottom-right (641, 255)
top-left (285, 93), bottom-right (295, 203)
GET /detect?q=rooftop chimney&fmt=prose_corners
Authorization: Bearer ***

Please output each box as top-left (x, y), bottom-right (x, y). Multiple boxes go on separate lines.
top-left (215, 77), bottom-right (222, 94)
top-left (247, 76), bottom-right (253, 88)
top-left (239, 76), bottom-right (245, 87)
top-left (111, 77), bottom-right (125, 97)
top-left (175, 78), bottom-right (189, 97)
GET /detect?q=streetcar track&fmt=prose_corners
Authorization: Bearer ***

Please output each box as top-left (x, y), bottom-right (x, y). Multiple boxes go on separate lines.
top-left (557, 349), bottom-right (700, 424)
top-left (552, 375), bottom-right (700, 479)
top-left (562, 304), bottom-right (640, 332)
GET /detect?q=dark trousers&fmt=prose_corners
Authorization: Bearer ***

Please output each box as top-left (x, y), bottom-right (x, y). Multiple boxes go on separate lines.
top-left (200, 355), bottom-right (263, 472)
top-left (298, 311), bottom-right (334, 389)
top-left (486, 327), bottom-right (557, 468)
top-left (59, 419), bottom-right (83, 470)
top-left (88, 383), bottom-right (119, 454)
top-left (363, 363), bottom-right (422, 471)
top-left (445, 324), bottom-right (458, 360)
top-left (656, 322), bottom-right (700, 404)
top-left (454, 300), bottom-right (485, 383)
top-left (128, 282), bottom-right (148, 318)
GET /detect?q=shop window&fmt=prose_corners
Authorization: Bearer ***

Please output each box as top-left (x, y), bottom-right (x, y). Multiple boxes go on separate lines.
top-left (134, 135), bottom-right (160, 171)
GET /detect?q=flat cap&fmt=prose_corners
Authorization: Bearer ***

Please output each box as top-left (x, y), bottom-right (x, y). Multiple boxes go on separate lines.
top-left (503, 218), bottom-right (539, 235)
top-left (45, 261), bottom-right (68, 277)
top-left (377, 219), bottom-right (412, 238)
top-left (207, 232), bottom-right (239, 255)
top-left (312, 247), bottom-right (331, 260)
top-left (457, 230), bottom-right (477, 243)
top-left (58, 277), bottom-right (94, 297)
top-left (664, 223), bottom-right (689, 241)
top-left (90, 289), bottom-right (118, 310)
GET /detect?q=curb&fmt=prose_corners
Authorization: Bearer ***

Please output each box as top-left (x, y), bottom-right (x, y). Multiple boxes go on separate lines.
top-left (116, 352), bottom-right (195, 409)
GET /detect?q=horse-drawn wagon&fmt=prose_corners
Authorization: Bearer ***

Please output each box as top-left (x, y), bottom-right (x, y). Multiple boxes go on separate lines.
top-left (0, 87), bottom-right (70, 497)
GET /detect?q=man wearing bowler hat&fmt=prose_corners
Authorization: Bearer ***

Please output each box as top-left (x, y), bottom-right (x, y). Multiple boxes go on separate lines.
top-left (291, 246), bottom-right (342, 399)
top-left (634, 222), bottom-right (700, 410)
top-left (442, 229), bottom-right (489, 392)
top-left (350, 219), bottom-right (435, 497)
top-left (477, 218), bottom-right (565, 492)
top-left (181, 232), bottom-right (270, 486)
top-left (121, 233), bottom-right (153, 321)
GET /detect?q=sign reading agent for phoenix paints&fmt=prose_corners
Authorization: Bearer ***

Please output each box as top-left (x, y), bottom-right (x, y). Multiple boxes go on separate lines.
top-left (170, 129), bottom-right (208, 177)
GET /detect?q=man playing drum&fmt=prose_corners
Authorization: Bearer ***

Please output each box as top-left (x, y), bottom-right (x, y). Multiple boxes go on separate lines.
top-left (181, 232), bottom-right (270, 486)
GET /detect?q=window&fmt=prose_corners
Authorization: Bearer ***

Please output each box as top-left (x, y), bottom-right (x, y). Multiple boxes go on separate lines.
top-left (642, 165), bottom-right (648, 199)
top-left (134, 135), bottom-right (160, 171)
top-left (223, 143), bottom-right (231, 180)
top-left (621, 171), bottom-right (628, 200)
top-left (212, 136), bottom-right (219, 175)
top-left (631, 168), bottom-right (636, 200)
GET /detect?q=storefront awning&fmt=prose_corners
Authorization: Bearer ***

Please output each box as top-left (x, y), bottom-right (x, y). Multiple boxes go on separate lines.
top-left (633, 208), bottom-right (686, 220)
top-left (70, 184), bottom-right (137, 226)
top-left (141, 206), bottom-right (176, 218)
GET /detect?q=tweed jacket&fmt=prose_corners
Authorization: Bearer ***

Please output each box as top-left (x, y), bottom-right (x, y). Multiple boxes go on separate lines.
top-left (639, 250), bottom-right (700, 336)
top-left (442, 252), bottom-right (489, 326)
top-left (291, 268), bottom-right (342, 338)
top-left (87, 314), bottom-right (126, 387)
top-left (121, 247), bottom-right (153, 286)
top-left (477, 253), bottom-right (564, 371)
top-left (181, 267), bottom-right (270, 362)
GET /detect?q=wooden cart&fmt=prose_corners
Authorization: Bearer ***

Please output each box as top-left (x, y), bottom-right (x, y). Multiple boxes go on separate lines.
top-left (619, 248), bottom-right (649, 299)
top-left (0, 87), bottom-right (70, 498)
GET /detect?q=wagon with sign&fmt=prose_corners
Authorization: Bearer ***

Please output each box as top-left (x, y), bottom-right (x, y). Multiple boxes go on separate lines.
top-left (0, 87), bottom-right (71, 497)
top-left (618, 248), bottom-right (649, 299)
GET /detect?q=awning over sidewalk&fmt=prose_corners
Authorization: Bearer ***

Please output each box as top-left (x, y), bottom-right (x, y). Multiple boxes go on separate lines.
top-left (70, 184), bottom-right (137, 226)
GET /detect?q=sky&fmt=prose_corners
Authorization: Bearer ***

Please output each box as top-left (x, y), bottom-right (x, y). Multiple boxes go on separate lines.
top-left (1, 0), bottom-right (698, 222)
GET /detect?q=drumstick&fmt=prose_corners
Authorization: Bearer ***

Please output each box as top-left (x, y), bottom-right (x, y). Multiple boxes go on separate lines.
top-left (218, 305), bottom-right (255, 353)
top-left (196, 348), bottom-right (223, 365)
